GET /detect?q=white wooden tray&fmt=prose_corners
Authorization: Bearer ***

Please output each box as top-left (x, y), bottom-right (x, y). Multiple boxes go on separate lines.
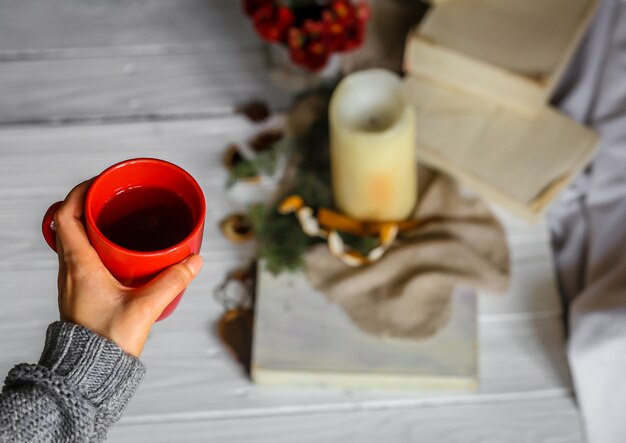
top-left (252, 263), bottom-right (478, 391)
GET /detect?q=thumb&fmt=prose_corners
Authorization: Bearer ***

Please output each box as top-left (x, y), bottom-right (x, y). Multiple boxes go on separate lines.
top-left (133, 254), bottom-right (204, 320)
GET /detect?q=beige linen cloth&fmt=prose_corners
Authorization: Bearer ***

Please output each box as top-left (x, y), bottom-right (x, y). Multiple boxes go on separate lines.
top-left (306, 166), bottom-right (510, 340)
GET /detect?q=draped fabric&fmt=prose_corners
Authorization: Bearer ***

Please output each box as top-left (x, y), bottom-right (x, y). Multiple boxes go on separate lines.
top-left (550, 1), bottom-right (626, 441)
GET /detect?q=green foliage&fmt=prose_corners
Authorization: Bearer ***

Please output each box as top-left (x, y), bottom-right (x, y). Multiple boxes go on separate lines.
top-left (226, 161), bottom-right (258, 188)
top-left (291, 173), bottom-right (332, 208)
top-left (340, 233), bottom-right (378, 256)
top-left (226, 139), bottom-right (290, 188)
top-left (249, 203), bottom-right (314, 274)
top-left (245, 93), bottom-right (334, 274)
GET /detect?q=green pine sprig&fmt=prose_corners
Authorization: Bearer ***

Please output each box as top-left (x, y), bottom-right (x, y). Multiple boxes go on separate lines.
top-left (226, 138), bottom-right (290, 188)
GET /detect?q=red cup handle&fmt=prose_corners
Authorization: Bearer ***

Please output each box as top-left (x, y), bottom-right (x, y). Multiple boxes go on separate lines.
top-left (42, 201), bottom-right (63, 252)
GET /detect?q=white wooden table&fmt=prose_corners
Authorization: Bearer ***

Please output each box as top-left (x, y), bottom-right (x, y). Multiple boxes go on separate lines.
top-left (0, 1), bottom-right (584, 441)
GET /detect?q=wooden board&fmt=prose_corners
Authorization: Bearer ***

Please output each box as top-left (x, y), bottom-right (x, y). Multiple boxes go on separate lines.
top-left (0, 0), bottom-right (290, 125)
top-left (0, 0), bottom-right (259, 55)
top-left (404, 0), bottom-right (599, 113)
top-left (253, 267), bottom-right (477, 391)
top-left (0, 117), bottom-right (580, 439)
top-left (107, 396), bottom-right (584, 443)
top-left (0, 119), bottom-right (573, 412)
top-left (0, 0), bottom-right (584, 440)
top-left (0, 52), bottom-right (290, 125)
top-left (403, 75), bottom-right (598, 221)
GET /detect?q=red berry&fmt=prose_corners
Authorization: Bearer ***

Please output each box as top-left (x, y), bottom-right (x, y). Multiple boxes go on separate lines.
top-left (252, 4), bottom-right (294, 43)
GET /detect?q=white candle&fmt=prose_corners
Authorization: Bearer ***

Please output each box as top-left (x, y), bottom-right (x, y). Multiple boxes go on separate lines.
top-left (329, 69), bottom-right (417, 221)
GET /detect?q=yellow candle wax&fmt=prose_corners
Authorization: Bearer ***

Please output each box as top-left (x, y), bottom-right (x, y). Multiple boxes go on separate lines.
top-left (329, 69), bottom-right (417, 221)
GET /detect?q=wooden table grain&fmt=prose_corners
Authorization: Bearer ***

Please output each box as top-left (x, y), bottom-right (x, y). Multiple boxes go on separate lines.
top-left (0, 1), bottom-right (583, 441)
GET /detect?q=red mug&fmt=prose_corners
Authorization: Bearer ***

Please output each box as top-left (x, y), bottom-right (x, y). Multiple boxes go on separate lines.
top-left (42, 158), bottom-right (206, 321)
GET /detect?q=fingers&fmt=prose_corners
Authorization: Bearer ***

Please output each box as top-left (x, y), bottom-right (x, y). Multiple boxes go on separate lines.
top-left (133, 254), bottom-right (204, 320)
top-left (54, 179), bottom-right (94, 260)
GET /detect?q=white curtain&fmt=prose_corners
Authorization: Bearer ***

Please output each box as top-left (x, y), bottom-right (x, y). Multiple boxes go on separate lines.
top-left (550, 0), bottom-right (626, 441)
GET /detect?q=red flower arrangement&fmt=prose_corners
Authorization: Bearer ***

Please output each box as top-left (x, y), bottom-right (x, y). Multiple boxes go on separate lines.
top-left (243, 0), bottom-right (370, 71)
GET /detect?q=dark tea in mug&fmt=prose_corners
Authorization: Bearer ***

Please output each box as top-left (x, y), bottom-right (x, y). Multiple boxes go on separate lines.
top-left (97, 187), bottom-right (194, 252)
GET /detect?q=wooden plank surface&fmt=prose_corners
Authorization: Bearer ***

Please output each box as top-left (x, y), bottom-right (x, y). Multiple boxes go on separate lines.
top-left (108, 396), bottom-right (584, 443)
top-left (0, 114), bottom-right (579, 438)
top-left (0, 52), bottom-right (291, 124)
top-left (0, 118), bottom-right (573, 419)
top-left (0, 313), bottom-right (573, 418)
top-left (0, 0), bottom-right (259, 54)
top-left (0, 1), bottom-right (581, 440)
top-left (0, 0), bottom-right (290, 124)
top-left (0, 238), bottom-right (570, 406)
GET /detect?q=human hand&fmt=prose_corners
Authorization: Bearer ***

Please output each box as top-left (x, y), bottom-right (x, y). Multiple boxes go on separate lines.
top-left (52, 180), bottom-right (203, 357)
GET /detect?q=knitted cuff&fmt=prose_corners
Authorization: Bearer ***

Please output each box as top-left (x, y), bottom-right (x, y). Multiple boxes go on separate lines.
top-left (38, 321), bottom-right (146, 412)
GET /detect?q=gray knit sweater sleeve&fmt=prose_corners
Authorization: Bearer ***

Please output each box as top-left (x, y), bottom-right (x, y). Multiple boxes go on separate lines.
top-left (0, 321), bottom-right (146, 442)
